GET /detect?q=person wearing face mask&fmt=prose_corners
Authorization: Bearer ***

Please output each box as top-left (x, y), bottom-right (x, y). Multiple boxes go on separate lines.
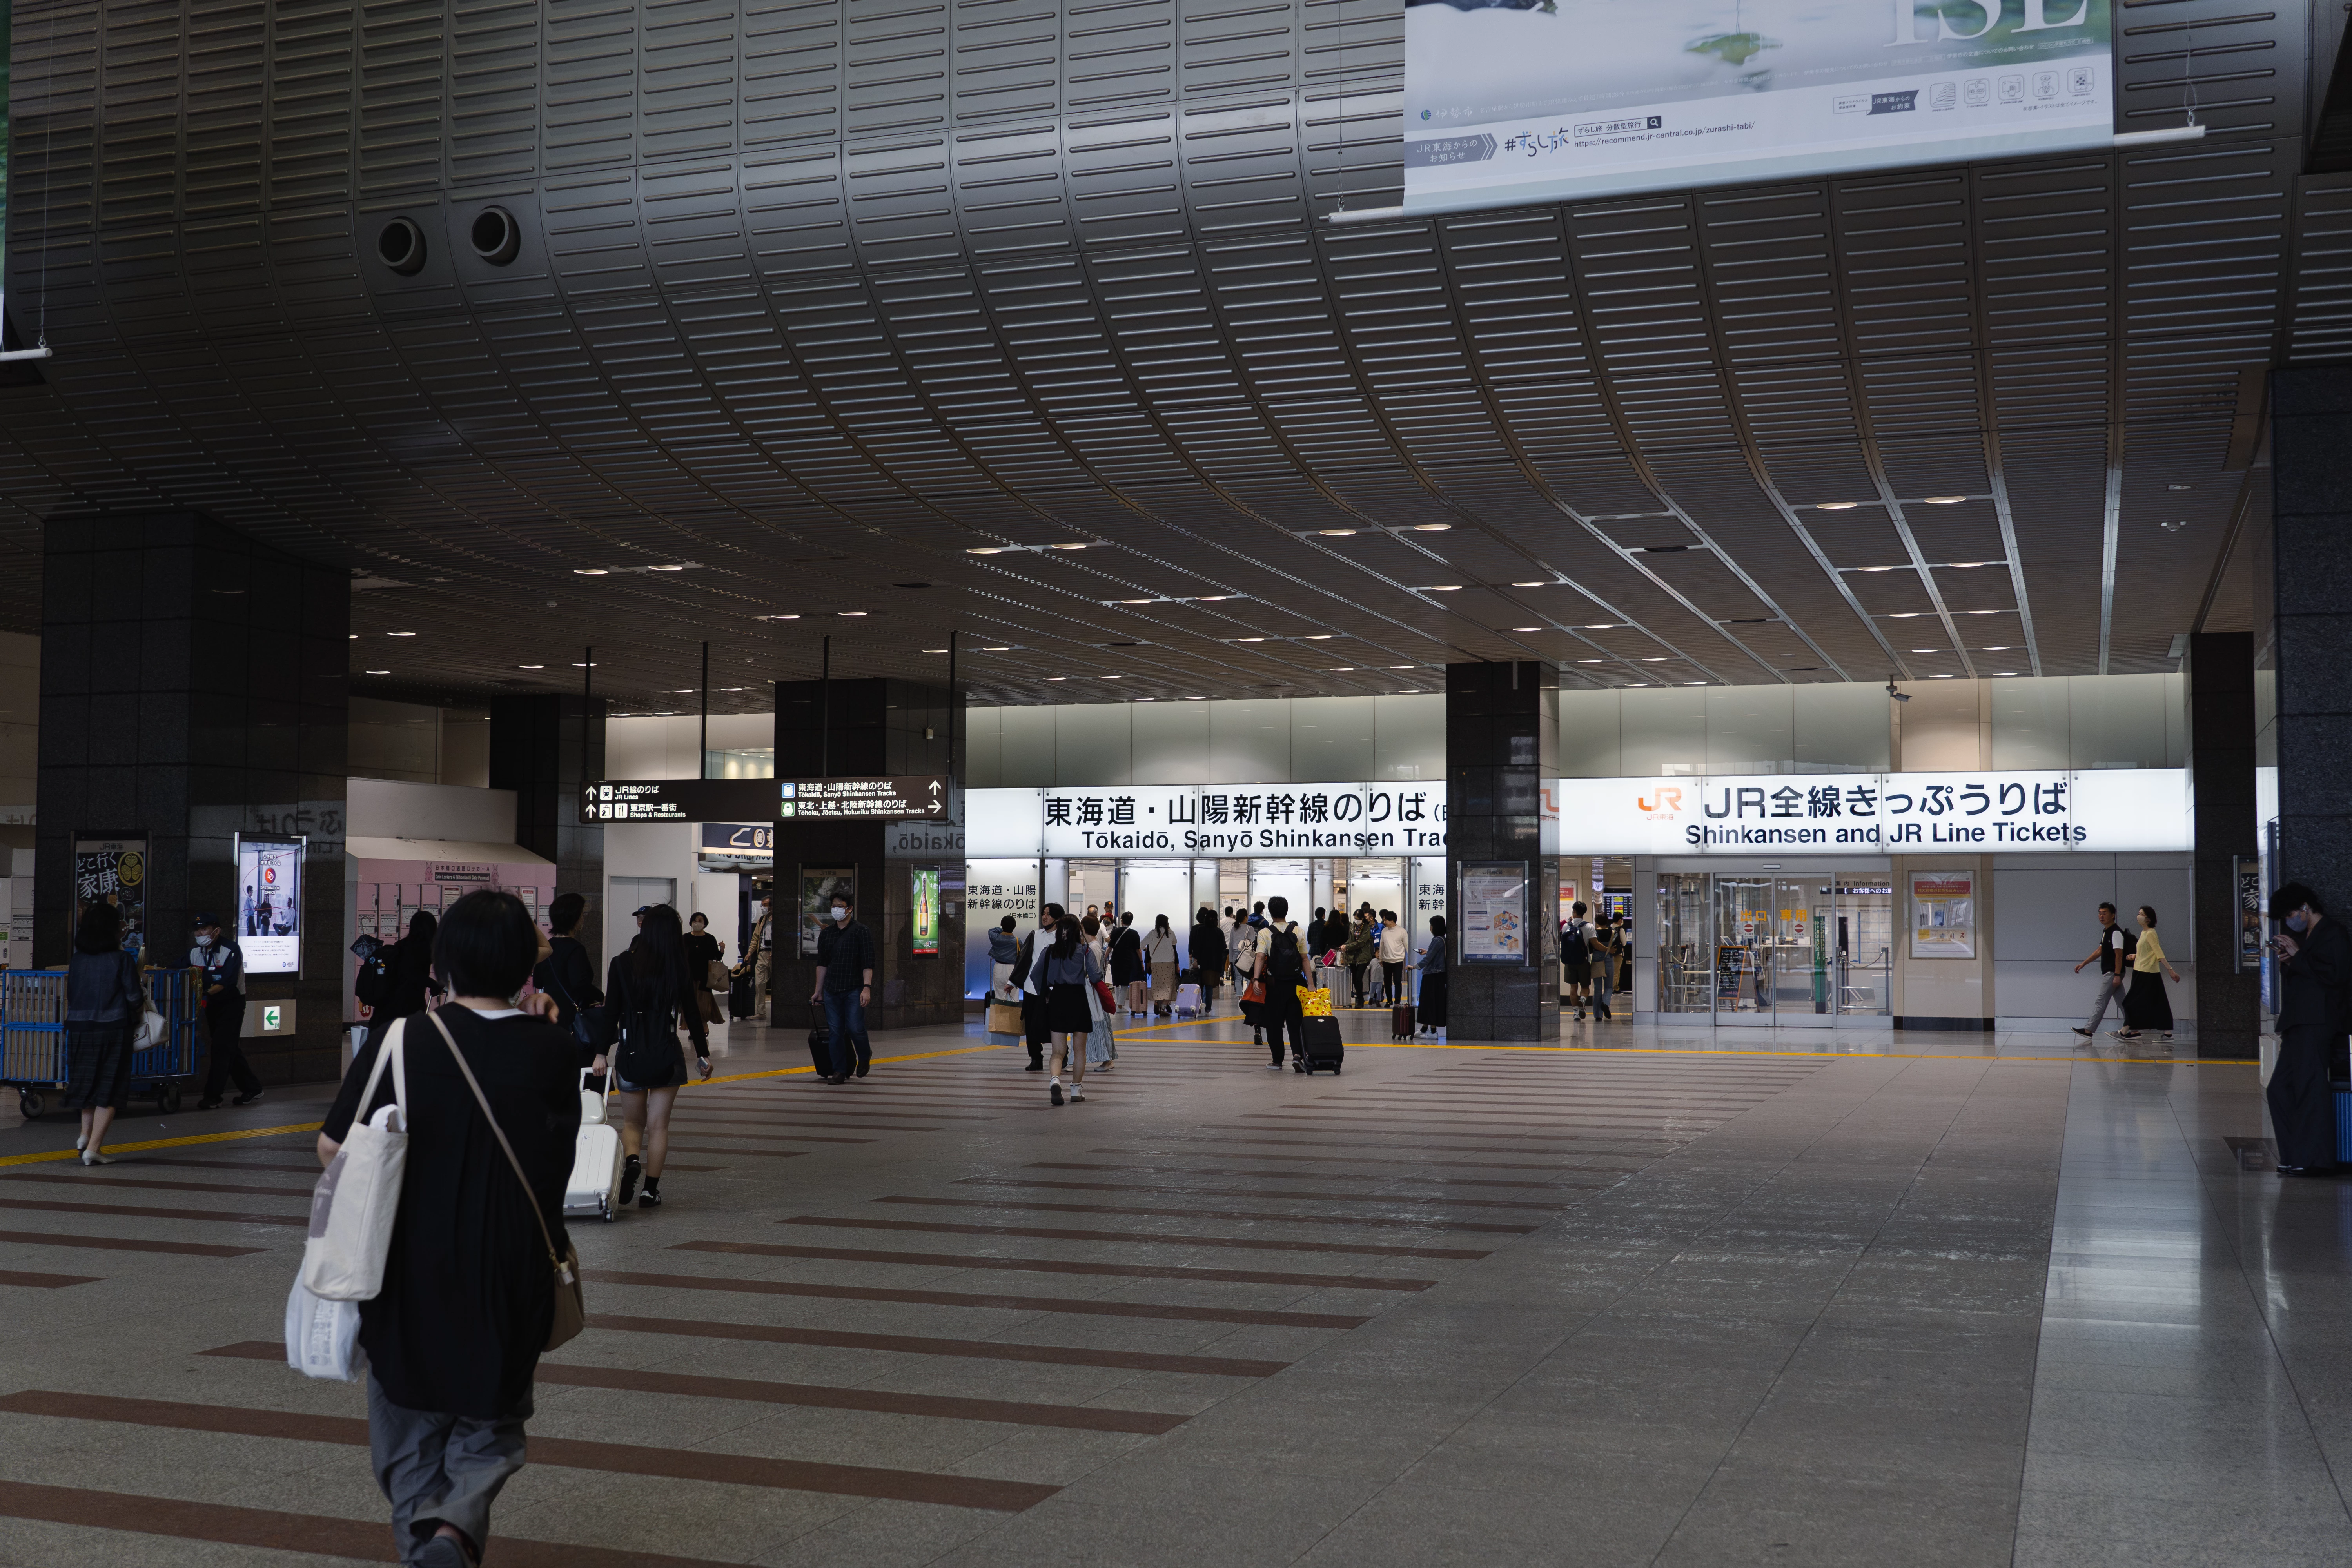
top-left (2267, 882), bottom-right (2352, 1175)
top-left (191, 913), bottom-right (265, 1109)
top-left (811, 889), bottom-right (877, 1084)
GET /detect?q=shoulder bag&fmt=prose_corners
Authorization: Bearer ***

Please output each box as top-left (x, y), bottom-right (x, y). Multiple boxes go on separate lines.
top-left (298, 1018), bottom-right (411, 1301)
top-left (421, 1009), bottom-right (585, 1351)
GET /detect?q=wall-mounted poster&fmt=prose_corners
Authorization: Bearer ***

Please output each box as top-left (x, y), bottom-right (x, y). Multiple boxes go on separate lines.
top-left (73, 832), bottom-right (147, 961)
top-left (1460, 862), bottom-right (1530, 965)
top-left (1403, 0), bottom-right (2116, 217)
top-left (1910, 871), bottom-right (1975, 959)
top-left (800, 867), bottom-right (854, 957)
top-left (911, 866), bottom-right (940, 956)
top-left (236, 835), bottom-right (305, 975)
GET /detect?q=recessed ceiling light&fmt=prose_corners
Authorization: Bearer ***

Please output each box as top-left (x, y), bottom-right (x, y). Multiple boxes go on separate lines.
top-left (387, 631), bottom-right (416, 637)
top-left (650, 564), bottom-right (684, 572)
top-left (1921, 495), bottom-right (1967, 505)
top-left (837, 610), bottom-right (867, 617)
top-left (348, 634), bottom-right (358, 640)
top-left (1511, 581), bottom-right (1548, 588)
top-left (1509, 626), bottom-right (1541, 632)
top-left (1135, 695), bottom-right (1156, 701)
top-left (1815, 502), bottom-right (1859, 511)
top-left (1329, 666), bottom-right (1355, 672)
top-left (1641, 657), bottom-right (1670, 662)
top-left (2169, 484), bottom-right (2194, 491)
top-left (967, 546), bottom-right (1006, 555)
top-left (1411, 523), bottom-right (1452, 532)
top-left (1421, 584), bottom-right (1462, 592)
top-left (1685, 681), bottom-right (1707, 686)
top-left (1318, 528), bottom-right (1358, 537)
top-left (1116, 598), bottom-right (1154, 605)
top-left (1049, 542), bottom-right (1090, 550)
top-left (922, 647), bottom-right (949, 653)
top-left (760, 614), bottom-right (800, 621)
top-left (571, 661), bottom-right (597, 667)
top-left (364, 668), bottom-right (390, 675)
top-left (1043, 675), bottom-right (1067, 682)
top-left (1981, 645), bottom-right (2012, 651)
top-left (1302, 634), bottom-right (1332, 640)
top-left (1930, 673), bottom-right (1956, 679)
top-left (1234, 637), bottom-right (1266, 642)
top-left (1579, 624), bottom-right (1622, 630)
top-left (1187, 695), bottom-right (1207, 700)
top-left (1853, 565), bottom-right (1903, 573)
top-left (1909, 648), bottom-right (1941, 653)
top-left (1390, 664), bottom-right (1413, 670)
top-left (1397, 688), bottom-right (1421, 693)
top-left (720, 686), bottom-right (747, 692)
top-left (517, 664), bottom-right (544, 670)
top-left (1576, 658), bottom-right (1605, 664)
top-left (670, 688), bottom-right (697, 694)
top-left (1196, 595), bottom-right (1232, 602)
top-left (1100, 675), bottom-right (1122, 680)
top-left (1960, 609), bottom-right (2003, 615)
top-left (574, 568), bottom-right (608, 575)
top-left (980, 645), bottom-right (1009, 652)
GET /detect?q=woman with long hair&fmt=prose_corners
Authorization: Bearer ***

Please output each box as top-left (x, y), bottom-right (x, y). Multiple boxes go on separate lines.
top-left (601, 904), bottom-right (711, 1208)
top-left (1189, 907), bottom-right (1227, 1013)
top-left (1041, 915), bottom-right (1100, 1106)
top-left (64, 901), bottom-right (144, 1165)
top-left (1113, 911), bottom-right (1146, 1018)
top-left (2114, 905), bottom-right (2181, 1042)
top-left (1145, 913), bottom-right (1181, 1016)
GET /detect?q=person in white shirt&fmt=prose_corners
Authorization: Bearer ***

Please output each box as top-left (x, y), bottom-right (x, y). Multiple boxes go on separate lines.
top-left (1252, 896), bottom-right (1309, 1070)
top-left (1376, 910), bottom-right (1408, 1008)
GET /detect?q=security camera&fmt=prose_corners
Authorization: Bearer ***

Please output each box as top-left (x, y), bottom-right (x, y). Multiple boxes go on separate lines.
top-left (1886, 677), bottom-right (1911, 703)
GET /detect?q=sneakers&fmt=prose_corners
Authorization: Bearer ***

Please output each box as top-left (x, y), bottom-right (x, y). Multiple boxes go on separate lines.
top-left (196, 1099), bottom-right (223, 1111)
top-left (1265, 1061), bottom-right (1286, 1071)
top-left (638, 1185), bottom-right (663, 1208)
top-left (234, 1089), bottom-right (265, 1107)
top-left (1068, 1084), bottom-right (1086, 1102)
top-left (618, 1155), bottom-right (642, 1207)
top-left (1050, 1080), bottom-right (1064, 1106)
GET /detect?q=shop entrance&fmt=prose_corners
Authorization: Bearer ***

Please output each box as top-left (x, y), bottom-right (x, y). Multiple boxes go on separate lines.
top-left (1654, 869), bottom-right (1891, 1024)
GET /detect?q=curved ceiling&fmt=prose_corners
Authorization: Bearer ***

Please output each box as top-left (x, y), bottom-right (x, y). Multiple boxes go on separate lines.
top-left (0, 0), bottom-right (2325, 713)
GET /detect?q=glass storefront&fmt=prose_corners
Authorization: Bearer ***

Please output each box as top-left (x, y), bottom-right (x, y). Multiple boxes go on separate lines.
top-left (1649, 868), bottom-right (1893, 1024)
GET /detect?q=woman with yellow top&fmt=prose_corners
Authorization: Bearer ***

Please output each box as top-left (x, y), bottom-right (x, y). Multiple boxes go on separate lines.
top-left (2115, 905), bottom-right (2182, 1041)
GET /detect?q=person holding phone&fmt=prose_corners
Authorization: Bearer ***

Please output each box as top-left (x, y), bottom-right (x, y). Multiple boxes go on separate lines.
top-left (2267, 882), bottom-right (2351, 1175)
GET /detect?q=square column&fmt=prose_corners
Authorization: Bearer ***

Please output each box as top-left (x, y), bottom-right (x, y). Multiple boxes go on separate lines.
top-left (1445, 661), bottom-right (1559, 1043)
top-left (2187, 632), bottom-right (2259, 1058)
top-left (490, 694), bottom-right (606, 965)
top-left (2271, 367), bottom-right (2352, 907)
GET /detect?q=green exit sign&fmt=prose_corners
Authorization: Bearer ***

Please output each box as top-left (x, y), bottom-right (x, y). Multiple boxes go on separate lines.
top-left (261, 1005), bottom-right (283, 1032)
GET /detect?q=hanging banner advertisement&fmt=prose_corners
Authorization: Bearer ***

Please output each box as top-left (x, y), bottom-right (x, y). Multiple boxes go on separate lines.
top-left (800, 866), bottom-right (854, 957)
top-left (911, 866), bottom-right (941, 956)
top-left (235, 835), bottom-right (305, 975)
top-left (1549, 769), bottom-right (2186, 856)
top-left (1460, 862), bottom-right (1531, 965)
top-left (1910, 871), bottom-right (1975, 959)
top-left (72, 832), bottom-right (147, 960)
top-left (1403, 0), bottom-right (2114, 217)
top-left (2234, 856), bottom-right (2264, 974)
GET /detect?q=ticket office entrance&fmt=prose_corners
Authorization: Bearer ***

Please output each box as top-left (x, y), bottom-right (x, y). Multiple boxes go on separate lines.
top-left (1645, 858), bottom-right (1896, 1027)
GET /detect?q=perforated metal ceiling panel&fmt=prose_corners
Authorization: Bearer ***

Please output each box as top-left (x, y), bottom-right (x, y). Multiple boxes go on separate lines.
top-left (0, 0), bottom-right (2325, 712)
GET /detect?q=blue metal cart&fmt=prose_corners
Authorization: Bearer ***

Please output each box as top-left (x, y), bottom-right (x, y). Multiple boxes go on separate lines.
top-left (2, 967), bottom-right (206, 1120)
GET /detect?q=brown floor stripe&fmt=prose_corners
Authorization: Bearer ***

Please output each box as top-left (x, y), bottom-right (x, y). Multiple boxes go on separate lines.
top-left (874, 1195), bottom-right (1539, 1235)
top-left (1116, 1133), bottom-right (1676, 1156)
top-left (0, 1391), bottom-right (1057, 1513)
top-left (674, 1118), bottom-right (948, 1134)
top-left (1087, 1147), bottom-right (1609, 1173)
top-left (201, 1340), bottom-right (1186, 1434)
top-left (1037, 1161), bottom-right (1574, 1189)
top-left (1225, 1122), bottom-right (1684, 1144)
top-left (0, 1479), bottom-right (731, 1567)
top-left (585, 1267), bottom-right (1370, 1328)
top-left (587, 1311), bottom-right (1287, 1378)
top-left (674, 1238), bottom-right (1436, 1290)
top-left (683, 1107), bottom-right (1000, 1123)
top-left (0, 1269), bottom-right (98, 1288)
top-left (957, 1177), bottom-right (1568, 1212)
top-left (0, 1171), bottom-right (313, 1200)
top-left (664, 1130), bottom-right (877, 1146)
top-left (0, 1198), bottom-right (305, 1227)
top-left (785, 1214), bottom-right (1492, 1261)
top-left (0, 1227), bottom-right (262, 1258)
top-left (666, 1143), bottom-right (808, 1159)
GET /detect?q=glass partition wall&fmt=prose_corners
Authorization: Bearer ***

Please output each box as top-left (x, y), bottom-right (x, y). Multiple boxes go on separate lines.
top-left (1650, 868), bottom-right (1891, 1024)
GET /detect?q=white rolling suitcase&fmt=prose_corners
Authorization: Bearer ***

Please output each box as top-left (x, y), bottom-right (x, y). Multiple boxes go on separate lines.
top-left (1173, 983), bottom-right (1201, 1018)
top-left (564, 1070), bottom-right (624, 1222)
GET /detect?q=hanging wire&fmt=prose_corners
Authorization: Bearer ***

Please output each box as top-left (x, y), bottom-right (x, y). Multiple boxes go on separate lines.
top-left (2181, 13), bottom-right (2200, 128)
top-left (34, 0), bottom-right (56, 348)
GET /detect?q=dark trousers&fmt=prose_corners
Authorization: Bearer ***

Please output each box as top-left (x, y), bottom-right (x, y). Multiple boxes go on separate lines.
top-left (201, 994), bottom-right (260, 1100)
top-left (1347, 963), bottom-right (1369, 1006)
top-left (2268, 1025), bottom-right (2341, 1171)
top-left (1381, 961), bottom-right (1405, 1006)
top-left (1263, 984), bottom-right (1304, 1065)
top-left (1022, 992), bottom-right (1049, 1065)
top-left (821, 988), bottom-right (872, 1078)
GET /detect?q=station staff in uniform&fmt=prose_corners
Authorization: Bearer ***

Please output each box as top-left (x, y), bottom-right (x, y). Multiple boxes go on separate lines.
top-left (191, 913), bottom-right (264, 1109)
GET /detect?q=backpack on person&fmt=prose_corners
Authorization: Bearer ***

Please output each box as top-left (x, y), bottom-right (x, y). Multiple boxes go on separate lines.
top-left (353, 945), bottom-right (394, 1009)
top-left (1562, 921), bottom-right (1589, 969)
top-left (1266, 924), bottom-right (1304, 985)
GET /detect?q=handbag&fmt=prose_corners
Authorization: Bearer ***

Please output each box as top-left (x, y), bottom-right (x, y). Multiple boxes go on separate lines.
top-left (298, 1018), bottom-right (410, 1302)
top-left (285, 1276), bottom-right (369, 1382)
top-left (1094, 979), bottom-right (1117, 1011)
top-left (987, 1000), bottom-right (1024, 1035)
top-left (706, 959), bottom-right (730, 991)
top-left (421, 1010), bottom-right (584, 1352)
top-left (544, 969), bottom-right (614, 1052)
top-left (1240, 976), bottom-right (1267, 1005)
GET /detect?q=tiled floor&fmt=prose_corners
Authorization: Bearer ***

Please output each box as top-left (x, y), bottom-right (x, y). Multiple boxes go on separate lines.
top-left (0, 1009), bottom-right (2321, 1565)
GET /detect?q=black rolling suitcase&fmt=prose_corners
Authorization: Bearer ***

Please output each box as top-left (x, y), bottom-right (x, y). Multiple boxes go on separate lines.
top-left (808, 1023), bottom-right (835, 1075)
top-left (1391, 1003), bottom-right (1416, 1041)
top-left (1299, 1015), bottom-right (1345, 1074)
top-left (729, 969), bottom-right (755, 1019)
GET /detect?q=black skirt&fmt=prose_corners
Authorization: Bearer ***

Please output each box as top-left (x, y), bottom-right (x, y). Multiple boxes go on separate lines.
top-left (1046, 982), bottom-right (1094, 1034)
top-left (2122, 968), bottom-right (2173, 1031)
top-left (64, 1020), bottom-right (136, 1111)
top-left (1418, 971), bottom-right (1449, 1028)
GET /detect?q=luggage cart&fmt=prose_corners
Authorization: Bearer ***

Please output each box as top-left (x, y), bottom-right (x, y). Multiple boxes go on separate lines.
top-left (2, 967), bottom-right (205, 1120)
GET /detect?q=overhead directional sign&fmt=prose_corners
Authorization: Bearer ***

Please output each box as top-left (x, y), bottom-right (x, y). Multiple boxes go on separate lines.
top-left (581, 780), bottom-right (777, 824)
top-left (779, 776), bottom-right (950, 820)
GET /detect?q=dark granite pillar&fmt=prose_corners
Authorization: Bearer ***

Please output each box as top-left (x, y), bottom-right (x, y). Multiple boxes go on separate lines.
top-left (36, 512), bottom-right (348, 1084)
top-left (1445, 661), bottom-right (1559, 1044)
top-left (2187, 632), bottom-right (2259, 1059)
top-left (770, 678), bottom-right (962, 1031)
top-left (489, 694), bottom-right (606, 965)
top-left (2270, 367), bottom-right (2352, 918)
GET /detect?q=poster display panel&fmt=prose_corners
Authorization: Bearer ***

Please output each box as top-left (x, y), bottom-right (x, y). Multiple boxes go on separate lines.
top-left (911, 866), bottom-right (941, 956)
top-left (1910, 871), bottom-right (1975, 959)
top-left (72, 833), bottom-right (147, 960)
top-left (1459, 862), bottom-right (1530, 965)
top-left (1403, 0), bottom-right (2114, 216)
top-left (965, 859), bottom-right (1042, 998)
top-left (236, 836), bottom-right (305, 975)
top-left (800, 867), bottom-right (854, 957)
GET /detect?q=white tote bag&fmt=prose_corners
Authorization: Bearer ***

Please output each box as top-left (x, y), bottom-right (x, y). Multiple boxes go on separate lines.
top-left (284, 1276), bottom-right (369, 1381)
top-left (296, 1017), bottom-right (410, 1302)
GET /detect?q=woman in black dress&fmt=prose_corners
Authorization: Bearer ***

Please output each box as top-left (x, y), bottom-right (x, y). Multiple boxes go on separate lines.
top-left (603, 904), bottom-right (711, 1209)
top-left (685, 911), bottom-right (725, 1028)
top-left (64, 902), bottom-right (145, 1165)
top-left (1111, 911), bottom-right (1145, 1018)
top-left (319, 889), bottom-right (578, 1568)
top-left (2267, 882), bottom-right (2352, 1174)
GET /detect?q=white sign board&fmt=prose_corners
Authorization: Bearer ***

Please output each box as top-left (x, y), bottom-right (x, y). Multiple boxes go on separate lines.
top-left (1403, 0), bottom-right (2114, 217)
top-left (968, 785), bottom-right (1450, 859)
top-left (1552, 770), bottom-right (2189, 856)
